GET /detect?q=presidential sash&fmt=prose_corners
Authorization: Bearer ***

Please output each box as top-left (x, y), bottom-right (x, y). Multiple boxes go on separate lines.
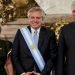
top-left (20, 27), bottom-right (45, 71)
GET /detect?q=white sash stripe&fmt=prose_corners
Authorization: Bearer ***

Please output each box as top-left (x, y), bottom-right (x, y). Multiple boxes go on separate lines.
top-left (20, 27), bottom-right (45, 71)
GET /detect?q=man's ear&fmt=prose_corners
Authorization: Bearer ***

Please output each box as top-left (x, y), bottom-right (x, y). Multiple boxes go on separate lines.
top-left (0, 26), bottom-right (1, 33)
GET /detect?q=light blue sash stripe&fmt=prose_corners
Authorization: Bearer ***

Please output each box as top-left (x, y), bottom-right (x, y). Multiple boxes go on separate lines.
top-left (20, 27), bottom-right (45, 71)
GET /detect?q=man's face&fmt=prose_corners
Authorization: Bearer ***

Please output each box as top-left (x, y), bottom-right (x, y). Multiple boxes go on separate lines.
top-left (72, 9), bottom-right (75, 18)
top-left (28, 11), bottom-right (43, 29)
top-left (72, 5), bottom-right (75, 19)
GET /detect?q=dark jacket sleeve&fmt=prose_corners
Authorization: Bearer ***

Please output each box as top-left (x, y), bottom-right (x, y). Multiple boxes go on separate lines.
top-left (56, 28), bottom-right (66, 75)
top-left (5, 40), bottom-right (12, 56)
top-left (12, 29), bottom-right (24, 75)
top-left (41, 30), bottom-right (57, 75)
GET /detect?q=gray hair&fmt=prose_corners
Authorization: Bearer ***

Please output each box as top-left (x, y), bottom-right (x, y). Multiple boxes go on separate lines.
top-left (27, 7), bottom-right (45, 18)
top-left (72, 1), bottom-right (75, 6)
top-left (71, 1), bottom-right (75, 11)
top-left (71, 1), bottom-right (75, 8)
top-left (0, 26), bottom-right (1, 33)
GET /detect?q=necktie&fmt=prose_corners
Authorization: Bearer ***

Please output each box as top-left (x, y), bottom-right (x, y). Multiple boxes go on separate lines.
top-left (33, 30), bottom-right (38, 46)
top-left (33, 31), bottom-right (38, 71)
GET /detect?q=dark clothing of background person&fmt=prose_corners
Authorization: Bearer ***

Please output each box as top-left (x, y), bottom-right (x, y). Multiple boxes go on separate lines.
top-left (56, 22), bottom-right (75, 75)
top-left (0, 39), bottom-right (12, 75)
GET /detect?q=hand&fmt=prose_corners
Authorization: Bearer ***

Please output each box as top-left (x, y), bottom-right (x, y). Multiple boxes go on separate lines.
top-left (32, 71), bottom-right (41, 75)
top-left (25, 72), bottom-right (32, 75)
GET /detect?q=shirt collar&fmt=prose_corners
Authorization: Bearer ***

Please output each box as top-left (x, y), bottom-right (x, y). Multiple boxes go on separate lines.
top-left (31, 27), bottom-right (41, 34)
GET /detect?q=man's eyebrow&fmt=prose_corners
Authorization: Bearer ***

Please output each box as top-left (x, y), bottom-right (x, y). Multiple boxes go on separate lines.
top-left (72, 10), bottom-right (75, 12)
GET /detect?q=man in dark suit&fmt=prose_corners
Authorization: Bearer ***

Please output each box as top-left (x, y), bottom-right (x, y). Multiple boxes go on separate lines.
top-left (12, 7), bottom-right (57, 75)
top-left (56, 1), bottom-right (75, 75)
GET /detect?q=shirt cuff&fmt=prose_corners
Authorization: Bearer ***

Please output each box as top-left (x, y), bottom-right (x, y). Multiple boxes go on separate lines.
top-left (20, 72), bottom-right (26, 75)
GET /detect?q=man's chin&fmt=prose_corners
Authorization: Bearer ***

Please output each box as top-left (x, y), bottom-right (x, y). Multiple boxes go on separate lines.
top-left (32, 27), bottom-right (39, 29)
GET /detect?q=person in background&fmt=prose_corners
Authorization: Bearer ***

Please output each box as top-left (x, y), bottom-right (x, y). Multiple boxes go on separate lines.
top-left (56, 1), bottom-right (75, 75)
top-left (0, 26), bottom-right (14, 75)
top-left (71, 1), bottom-right (75, 20)
top-left (12, 7), bottom-right (57, 75)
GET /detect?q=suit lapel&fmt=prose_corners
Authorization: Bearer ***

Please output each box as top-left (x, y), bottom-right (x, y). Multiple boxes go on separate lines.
top-left (27, 26), bottom-right (31, 32)
top-left (27, 26), bottom-right (45, 52)
top-left (38, 27), bottom-right (45, 50)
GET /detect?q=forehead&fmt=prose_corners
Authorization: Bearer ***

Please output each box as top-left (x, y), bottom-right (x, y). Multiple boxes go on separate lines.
top-left (29, 11), bottom-right (42, 16)
top-left (72, 4), bottom-right (75, 9)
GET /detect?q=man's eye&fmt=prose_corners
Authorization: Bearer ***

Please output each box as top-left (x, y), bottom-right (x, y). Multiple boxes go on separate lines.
top-left (36, 17), bottom-right (41, 19)
top-left (72, 10), bottom-right (75, 12)
top-left (31, 17), bottom-right (35, 19)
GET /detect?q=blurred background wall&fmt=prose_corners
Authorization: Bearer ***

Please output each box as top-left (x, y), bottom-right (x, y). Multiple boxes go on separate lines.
top-left (0, 0), bottom-right (74, 42)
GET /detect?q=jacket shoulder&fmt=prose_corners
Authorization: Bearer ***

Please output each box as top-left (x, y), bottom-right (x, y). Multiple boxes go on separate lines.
top-left (61, 22), bottom-right (75, 31)
top-left (41, 26), bottom-right (55, 37)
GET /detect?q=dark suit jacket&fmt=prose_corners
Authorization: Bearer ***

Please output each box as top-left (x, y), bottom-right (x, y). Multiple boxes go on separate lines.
top-left (56, 22), bottom-right (75, 75)
top-left (0, 39), bottom-right (12, 75)
top-left (12, 26), bottom-right (57, 75)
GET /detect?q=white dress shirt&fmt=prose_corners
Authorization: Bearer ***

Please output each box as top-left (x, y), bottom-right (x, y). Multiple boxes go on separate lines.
top-left (31, 27), bottom-right (40, 41)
